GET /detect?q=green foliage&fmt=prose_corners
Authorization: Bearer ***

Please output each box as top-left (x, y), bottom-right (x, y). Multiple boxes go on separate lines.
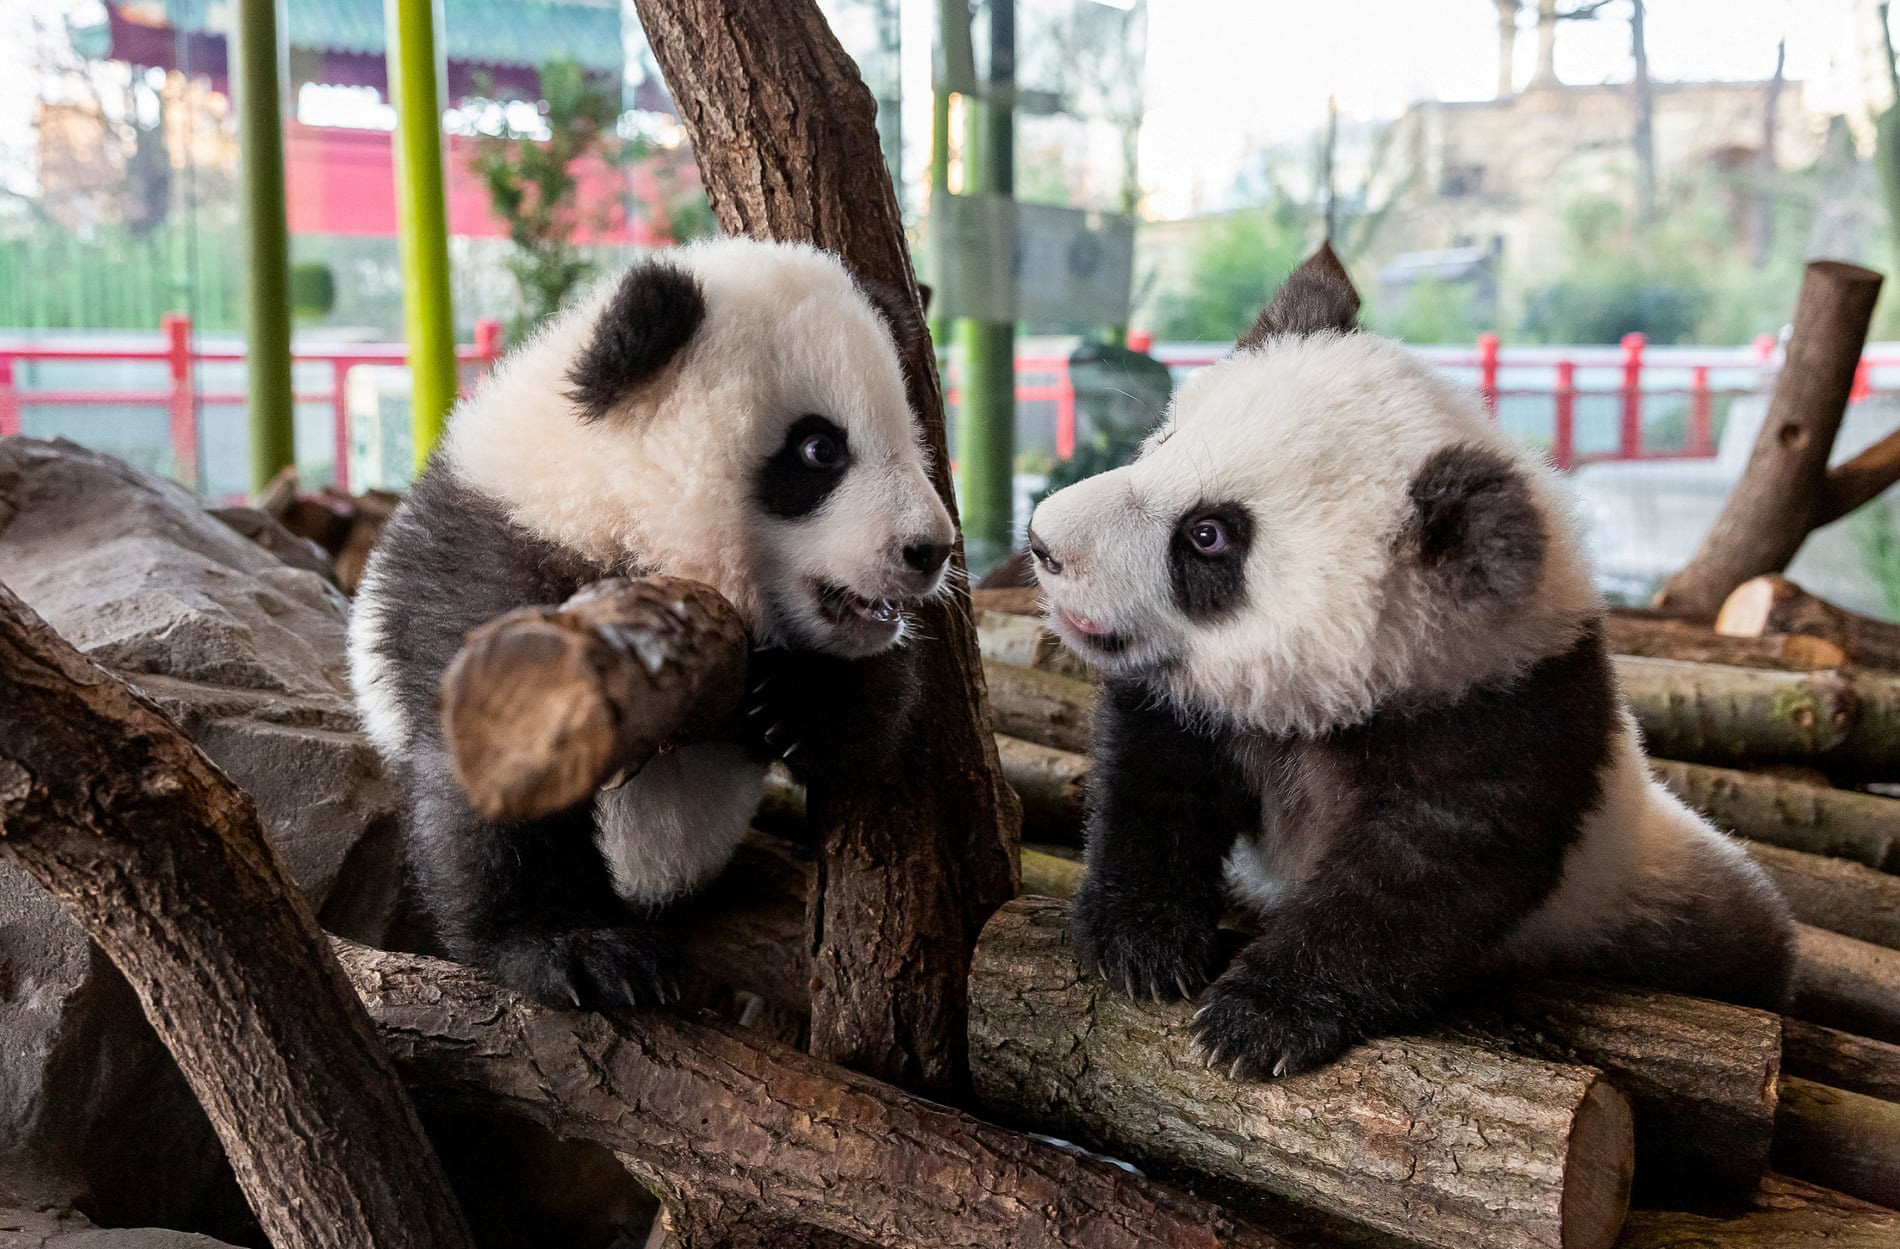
top-left (1521, 274), bottom-right (1707, 345)
top-left (471, 60), bottom-right (623, 340)
top-left (1374, 277), bottom-right (1482, 345)
top-left (1150, 202), bottom-right (1311, 342)
top-left (289, 262), bottom-right (336, 320)
top-left (1852, 499), bottom-right (1900, 622)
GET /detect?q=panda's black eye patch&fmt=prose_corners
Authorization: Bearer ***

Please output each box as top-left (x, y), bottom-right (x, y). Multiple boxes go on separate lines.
top-left (1170, 502), bottom-right (1253, 620)
top-left (759, 415), bottom-right (852, 518)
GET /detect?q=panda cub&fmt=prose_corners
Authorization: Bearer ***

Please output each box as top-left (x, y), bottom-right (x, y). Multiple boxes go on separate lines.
top-left (1027, 246), bottom-right (1793, 1080)
top-left (350, 238), bottom-right (954, 1010)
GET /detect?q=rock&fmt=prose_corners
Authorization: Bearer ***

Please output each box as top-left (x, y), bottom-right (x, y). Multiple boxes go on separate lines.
top-left (0, 437), bottom-right (408, 1232)
top-left (208, 506), bottom-right (339, 586)
top-left (0, 1207), bottom-right (243, 1249)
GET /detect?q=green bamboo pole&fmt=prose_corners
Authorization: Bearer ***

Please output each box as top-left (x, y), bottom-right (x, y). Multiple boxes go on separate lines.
top-left (953, 0), bottom-right (1015, 572)
top-left (233, 0), bottom-right (293, 495)
top-left (385, 0), bottom-right (458, 473)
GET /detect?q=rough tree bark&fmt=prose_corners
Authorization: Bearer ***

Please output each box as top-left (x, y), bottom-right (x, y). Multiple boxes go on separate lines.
top-left (1718, 575), bottom-right (1900, 671)
top-left (1605, 611), bottom-right (1847, 670)
top-left (629, 0), bottom-right (1018, 1096)
top-left (1657, 261), bottom-right (1884, 618)
top-left (1618, 1173), bottom-right (1900, 1249)
top-left (969, 900), bottom-right (1636, 1249)
top-left (1747, 840), bottom-right (1900, 950)
top-left (336, 939), bottom-right (1296, 1249)
top-left (1650, 759), bottom-right (1900, 873)
top-left (1773, 1076), bottom-right (1900, 1208)
top-left (0, 581), bottom-right (474, 1249)
top-left (1792, 924), bottom-right (1900, 1043)
top-left (1783, 1019), bottom-right (1900, 1103)
top-left (439, 576), bottom-right (749, 821)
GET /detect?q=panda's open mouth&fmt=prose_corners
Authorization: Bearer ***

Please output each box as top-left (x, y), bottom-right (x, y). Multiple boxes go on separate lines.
top-left (815, 583), bottom-right (903, 631)
top-left (1055, 607), bottom-right (1128, 654)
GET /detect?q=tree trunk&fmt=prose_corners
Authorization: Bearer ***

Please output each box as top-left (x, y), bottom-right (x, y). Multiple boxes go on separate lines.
top-left (1619, 1172), bottom-right (1900, 1248)
top-left (1630, 0), bottom-right (1657, 228)
top-left (1651, 759), bottom-right (1900, 873)
top-left (0, 582), bottom-right (474, 1249)
top-left (996, 734), bottom-right (1088, 843)
top-left (1791, 924), bottom-right (1900, 1043)
top-left (1783, 1019), bottom-right (1900, 1103)
top-left (628, 0), bottom-right (1019, 1096)
top-left (336, 939), bottom-right (1295, 1249)
top-left (1606, 611), bottom-right (1847, 670)
top-left (1748, 840), bottom-right (1900, 950)
top-left (1656, 261), bottom-right (1883, 618)
top-left (982, 658), bottom-right (1097, 754)
top-left (1717, 575), bottom-right (1900, 672)
top-left (1773, 1075), bottom-right (1900, 1208)
top-left (969, 899), bottom-right (1636, 1249)
top-left (439, 576), bottom-right (750, 822)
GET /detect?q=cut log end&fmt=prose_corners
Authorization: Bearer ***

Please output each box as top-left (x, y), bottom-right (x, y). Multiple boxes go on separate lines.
top-left (1716, 575), bottom-right (1791, 639)
top-left (1565, 1080), bottom-right (1637, 1249)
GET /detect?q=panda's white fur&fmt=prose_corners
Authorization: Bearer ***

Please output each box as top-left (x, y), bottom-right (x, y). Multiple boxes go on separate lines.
top-left (1032, 247), bottom-right (1791, 1081)
top-left (348, 238), bottom-right (953, 1009)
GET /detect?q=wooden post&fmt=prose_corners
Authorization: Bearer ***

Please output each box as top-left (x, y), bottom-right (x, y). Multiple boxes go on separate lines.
top-left (0, 582), bottom-right (475, 1249)
top-left (628, 0), bottom-right (1019, 1096)
top-left (232, 0), bottom-right (294, 496)
top-left (385, 0), bottom-right (458, 472)
top-left (1657, 262), bottom-right (1883, 618)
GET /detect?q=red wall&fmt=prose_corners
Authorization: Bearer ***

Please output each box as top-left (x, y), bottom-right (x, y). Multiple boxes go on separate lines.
top-left (284, 121), bottom-right (664, 245)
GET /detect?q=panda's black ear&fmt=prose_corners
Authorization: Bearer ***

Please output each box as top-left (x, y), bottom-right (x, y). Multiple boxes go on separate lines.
top-left (855, 275), bottom-right (929, 370)
top-left (1404, 444), bottom-right (1546, 609)
top-left (1237, 243), bottom-right (1360, 350)
top-left (567, 261), bottom-right (706, 421)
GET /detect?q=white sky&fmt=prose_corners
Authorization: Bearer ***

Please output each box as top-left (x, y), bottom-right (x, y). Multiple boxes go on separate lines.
top-left (1, 0), bottom-right (1885, 214)
top-left (1135, 0), bottom-right (1873, 217)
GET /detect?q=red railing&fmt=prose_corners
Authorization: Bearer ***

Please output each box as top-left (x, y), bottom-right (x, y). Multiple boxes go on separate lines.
top-left (0, 316), bottom-right (506, 492)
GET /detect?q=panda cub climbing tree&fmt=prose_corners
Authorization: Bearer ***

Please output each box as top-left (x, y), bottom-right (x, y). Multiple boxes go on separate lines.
top-left (350, 239), bottom-right (955, 1010)
top-left (1029, 246), bottom-right (1793, 1080)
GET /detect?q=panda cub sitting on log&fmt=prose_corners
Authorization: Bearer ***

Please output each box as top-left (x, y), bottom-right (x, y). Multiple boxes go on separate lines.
top-left (1027, 246), bottom-right (1793, 1080)
top-left (350, 239), bottom-right (953, 1010)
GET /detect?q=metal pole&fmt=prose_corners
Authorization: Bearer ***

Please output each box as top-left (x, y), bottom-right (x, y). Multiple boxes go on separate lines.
top-left (386, 0), bottom-right (458, 474)
top-left (233, 0), bottom-right (294, 496)
top-left (954, 0), bottom-right (1015, 572)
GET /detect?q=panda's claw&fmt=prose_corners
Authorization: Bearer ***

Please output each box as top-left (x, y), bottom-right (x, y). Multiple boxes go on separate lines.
top-left (1272, 1055), bottom-right (1290, 1079)
top-left (1176, 974), bottom-right (1195, 1000)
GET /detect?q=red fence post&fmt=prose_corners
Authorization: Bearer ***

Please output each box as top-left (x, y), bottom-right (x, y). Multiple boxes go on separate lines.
top-left (1478, 332), bottom-right (1499, 414)
top-left (0, 357), bottom-right (20, 438)
top-left (1619, 331), bottom-right (1645, 460)
top-left (332, 360), bottom-right (353, 492)
top-left (474, 318), bottom-right (504, 368)
top-left (1054, 364), bottom-right (1076, 461)
top-left (1689, 364), bottom-right (1713, 457)
top-left (1852, 357), bottom-right (1873, 406)
top-left (1553, 360), bottom-right (1576, 470)
top-left (163, 313), bottom-right (199, 490)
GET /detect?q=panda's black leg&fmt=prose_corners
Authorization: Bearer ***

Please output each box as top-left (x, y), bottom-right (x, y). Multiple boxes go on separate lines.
top-left (403, 754), bottom-right (681, 1010)
top-left (1190, 832), bottom-right (1544, 1080)
top-left (1071, 679), bottom-right (1256, 1002)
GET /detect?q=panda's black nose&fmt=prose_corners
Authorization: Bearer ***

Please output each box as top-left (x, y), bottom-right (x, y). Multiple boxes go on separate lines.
top-left (902, 540), bottom-right (951, 577)
top-left (1027, 529), bottom-right (1061, 575)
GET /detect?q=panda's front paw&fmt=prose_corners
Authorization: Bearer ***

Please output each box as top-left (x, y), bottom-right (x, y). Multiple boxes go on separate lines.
top-left (1071, 879), bottom-right (1215, 1003)
top-left (1190, 965), bottom-right (1351, 1080)
top-left (489, 925), bottom-right (683, 1011)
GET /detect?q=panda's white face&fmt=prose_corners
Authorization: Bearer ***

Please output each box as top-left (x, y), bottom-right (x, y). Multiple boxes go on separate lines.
top-left (1030, 318), bottom-right (1599, 736)
top-left (446, 238), bottom-right (955, 659)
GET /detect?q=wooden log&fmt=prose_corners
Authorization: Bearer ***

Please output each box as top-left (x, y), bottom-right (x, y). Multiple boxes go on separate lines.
top-left (1782, 1019), bottom-right (1900, 1103)
top-left (439, 576), bottom-right (750, 822)
top-left (1747, 841), bottom-right (1900, 950)
top-left (1657, 260), bottom-right (1884, 619)
top-left (631, 0), bottom-right (1019, 1096)
top-left (971, 586), bottom-right (1045, 617)
top-left (1718, 575), bottom-right (1900, 672)
top-left (335, 939), bottom-right (1298, 1249)
top-left (1618, 1172), bottom-right (1900, 1248)
top-left (982, 657), bottom-right (1098, 755)
top-left (0, 581), bottom-right (475, 1249)
top-left (977, 609), bottom-right (1093, 682)
top-left (1606, 612), bottom-right (1848, 670)
top-left (968, 898), bottom-right (1637, 1249)
top-left (1790, 925), bottom-right (1900, 1043)
top-left (996, 734), bottom-right (1088, 843)
top-left (1772, 1075), bottom-right (1900, 1208)
top-left (1651, 759), bottom-right (1900, 872)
